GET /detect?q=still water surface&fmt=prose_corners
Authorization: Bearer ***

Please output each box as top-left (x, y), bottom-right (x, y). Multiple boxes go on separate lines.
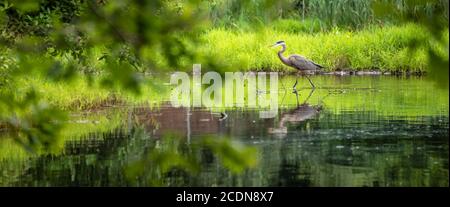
top-left (0, 75), bottom-right (448, 186)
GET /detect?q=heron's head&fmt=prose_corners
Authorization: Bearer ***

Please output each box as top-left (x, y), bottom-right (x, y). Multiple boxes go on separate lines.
top-left (270, 40), bottom-right (285, 48)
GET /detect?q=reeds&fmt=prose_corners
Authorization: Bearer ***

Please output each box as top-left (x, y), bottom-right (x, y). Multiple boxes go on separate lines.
top-left (204, 0), bottom-right (449, 30)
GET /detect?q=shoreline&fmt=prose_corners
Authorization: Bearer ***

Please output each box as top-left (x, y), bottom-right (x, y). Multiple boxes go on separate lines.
top-left (271, 69), bottom-right (427, 76)
top-left (142, 69), bottom-right (427, 77)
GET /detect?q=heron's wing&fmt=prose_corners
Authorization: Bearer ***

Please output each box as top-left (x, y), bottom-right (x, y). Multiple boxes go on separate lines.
top-left (311, 61), bottom-right (324, 68)
top-left (289, 55), bottom-right (323, 70)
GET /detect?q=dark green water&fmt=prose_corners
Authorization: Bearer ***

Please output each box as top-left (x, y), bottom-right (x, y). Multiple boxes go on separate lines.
top-left (0, 76), bottom-right (448, 186)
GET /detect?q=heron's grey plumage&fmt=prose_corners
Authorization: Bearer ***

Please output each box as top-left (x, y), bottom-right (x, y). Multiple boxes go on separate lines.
top-left (272, 40), bottom-right (322, 89)
top-left (288, 55), bottom-right (323, 71)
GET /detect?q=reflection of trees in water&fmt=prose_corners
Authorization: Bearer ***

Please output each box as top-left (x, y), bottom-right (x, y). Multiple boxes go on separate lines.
top-left (262, 106), bottom-right (448, 186)
top-left (269, 140), bottom-right (312, 187)
top-left (132, 105), bottom-right (222, 138)
top-left (0, 107), bottom-right (448, 186)
top-left (12, 127), bottom-right (147, 186)
top-left (266, 90), bottom-right (321, 186)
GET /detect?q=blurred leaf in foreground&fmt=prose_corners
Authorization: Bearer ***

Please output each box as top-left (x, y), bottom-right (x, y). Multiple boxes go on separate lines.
top-left (1, 88), bottom-right (67, 153)
top-left (125, 127), bottom-right (258, 186)
top-left (372, 0), bottom-right (449, 88)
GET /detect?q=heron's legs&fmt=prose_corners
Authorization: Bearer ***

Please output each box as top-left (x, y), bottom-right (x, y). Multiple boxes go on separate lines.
top-left (305, 75), bottom-right (315, 89)
top-left (292, 76), bottom-right (299, 93)
top-left (303, 88), bottom-right (315, 104)
top-left (293, 87), bottom-right (314, 107)
top-left (293, 89), bottom-right (300, 107)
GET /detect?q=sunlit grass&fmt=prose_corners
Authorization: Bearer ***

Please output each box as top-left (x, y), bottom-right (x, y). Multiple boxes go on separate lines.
top-left (200, 23), bottom-right (444, 72)
top-left (13, 73), bottom-right (171, 111)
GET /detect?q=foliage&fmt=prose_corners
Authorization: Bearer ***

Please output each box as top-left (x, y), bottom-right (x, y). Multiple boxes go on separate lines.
top-left (305, 0), bottom-right (373, 29)
top-left (372, 0), bottom-right (449, 88)
top-left (125, 128), bottom-right (258, 186)
top-left (0, 0), bottom-right (212, 151)
top-left (0, 89), bottom-right (67, 153)
top-left (205, 0), bottom-right (294, 27)
top-left (204, 0), bottom-right (449, 30)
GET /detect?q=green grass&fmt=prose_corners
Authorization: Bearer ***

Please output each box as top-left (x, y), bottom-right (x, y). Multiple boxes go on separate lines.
top-left (200, 23), bottom-right (447, 72)
top-left (12, 72), bottom-right (170, 111)
top-left (16, 76), bottom-right (111, 110)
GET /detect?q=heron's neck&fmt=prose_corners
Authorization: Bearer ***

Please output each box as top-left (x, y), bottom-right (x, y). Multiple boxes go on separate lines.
top-left (277, 44), bottom-right (289, 65)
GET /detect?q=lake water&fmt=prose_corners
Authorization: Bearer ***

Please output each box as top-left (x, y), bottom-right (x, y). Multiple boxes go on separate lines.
top-left (0, 75), bottom-right (448, 186)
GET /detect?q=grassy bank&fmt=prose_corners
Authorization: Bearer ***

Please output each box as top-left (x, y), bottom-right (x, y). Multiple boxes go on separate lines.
top-left (8, 74), bottom-right (169, 111)
top-left (200, 23), bottom-right (448, 72)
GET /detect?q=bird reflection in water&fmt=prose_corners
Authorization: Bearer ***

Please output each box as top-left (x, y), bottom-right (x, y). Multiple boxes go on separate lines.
top-left (268, 89), bottom-right (323, 137)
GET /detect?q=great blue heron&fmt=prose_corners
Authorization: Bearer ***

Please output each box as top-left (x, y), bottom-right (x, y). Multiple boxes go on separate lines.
top-left (271, 40), bottom-right (323, 90)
